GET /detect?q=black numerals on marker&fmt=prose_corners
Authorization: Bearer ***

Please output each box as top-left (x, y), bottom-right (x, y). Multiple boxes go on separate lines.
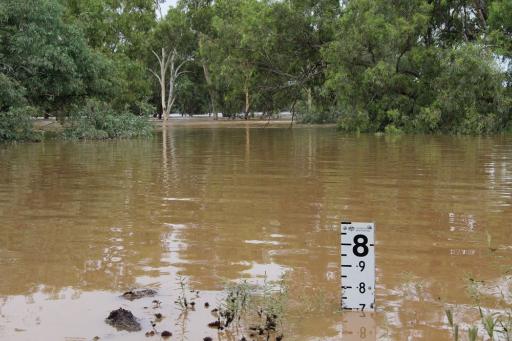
top-left (353, 234), bottom-right (369, 257)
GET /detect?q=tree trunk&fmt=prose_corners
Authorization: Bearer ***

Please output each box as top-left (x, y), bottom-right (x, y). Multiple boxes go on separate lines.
top-left (199, 35), bottom-right (218, 120)
top-left (244, 85), bottom-right (250, 120)
top-left (307, 88), bottom-right (312, 113)
top-left (151, 48), bottom-right (187, 124)
top-left (202, 62), bottom-right (217, 120)
top-left (159, 48), bottom-right (167, 120)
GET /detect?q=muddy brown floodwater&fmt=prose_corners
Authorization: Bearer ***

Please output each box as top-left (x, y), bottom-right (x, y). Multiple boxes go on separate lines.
top-left (1, 124), bottom-right (512, 340)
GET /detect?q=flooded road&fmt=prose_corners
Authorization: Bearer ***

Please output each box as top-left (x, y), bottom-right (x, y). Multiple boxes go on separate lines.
top-left (1, 125), bottom-right (511, 340)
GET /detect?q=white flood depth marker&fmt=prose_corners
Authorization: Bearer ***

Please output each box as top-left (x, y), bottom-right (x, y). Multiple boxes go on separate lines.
top-left (341, 221), bottom-right (375, 311)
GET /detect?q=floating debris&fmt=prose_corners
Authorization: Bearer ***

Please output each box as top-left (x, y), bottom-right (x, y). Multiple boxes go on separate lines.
top-left (121, 289), bottom-right (157, 301)
top-left (154, 313), bottom-right (163, 321)
top-left (105, 308), bottom-right (141, 332)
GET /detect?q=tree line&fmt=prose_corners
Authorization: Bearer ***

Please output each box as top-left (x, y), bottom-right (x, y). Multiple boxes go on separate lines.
top-left (0, 0), bottom-right (511, 140)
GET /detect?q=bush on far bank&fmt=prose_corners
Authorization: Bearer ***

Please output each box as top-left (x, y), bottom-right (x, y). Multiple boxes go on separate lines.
top-left (0, 107), bottom-right (41, 142)
top-left (61, 100), bottom-right (153, 140)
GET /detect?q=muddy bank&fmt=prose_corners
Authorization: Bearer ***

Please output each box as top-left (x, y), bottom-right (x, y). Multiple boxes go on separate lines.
top-left (32, 117), bottom-right (334, 134)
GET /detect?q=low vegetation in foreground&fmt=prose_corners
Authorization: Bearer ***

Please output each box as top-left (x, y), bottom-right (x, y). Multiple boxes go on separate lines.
top-left (1, 0), bottom-right (511, 142)
top-left (443, 231), bottom-right (512, 341)
top-left (106, 277), bottom-right (288, 340)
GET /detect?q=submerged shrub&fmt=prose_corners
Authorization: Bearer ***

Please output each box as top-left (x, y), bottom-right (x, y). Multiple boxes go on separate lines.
top-left (337, 109), bottom-right (370, 133)
top-left (0, 106), bottom-right (39, 142)
top-left (384, 124), bottom-right (403, 135)
top-left (300, 110), bottom-right (337, 124)
top-left (62, 100), bottom-right (152, 140)
top-left (428, 44), bottom-right (509, 134)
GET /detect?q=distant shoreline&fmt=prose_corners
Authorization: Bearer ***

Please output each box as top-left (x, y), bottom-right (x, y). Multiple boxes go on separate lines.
top-left (33, 117), bottom-right (337, 132)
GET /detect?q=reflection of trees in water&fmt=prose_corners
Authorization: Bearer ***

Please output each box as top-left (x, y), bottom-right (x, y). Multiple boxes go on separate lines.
top-left (158, 127), bottom-right (330, 288)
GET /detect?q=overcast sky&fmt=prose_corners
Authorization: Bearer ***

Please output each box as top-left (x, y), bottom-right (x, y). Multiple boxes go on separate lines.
top-left (161, 0), bottom-right (178, 15)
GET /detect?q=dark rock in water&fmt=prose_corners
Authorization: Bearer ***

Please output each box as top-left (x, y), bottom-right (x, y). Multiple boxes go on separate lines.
top-left (105, 308), bottom-right (141, 332)
top-left (161, 330), bottom-right (172, 338)
top-left (276, 334), bottom-right (284, 341)
top-left (208, 320), bottom-right (222, 329)
top-left (204, 302), bottom-right (210, 308)
top-left (145, 330), bottom-right (155, 337)
top-left (203, 337), bottom-right (213, 341)
top-left (121, 289), bottom-right (157, 300)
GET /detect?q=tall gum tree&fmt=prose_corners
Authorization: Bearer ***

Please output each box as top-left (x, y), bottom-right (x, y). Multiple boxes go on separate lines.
top-left (149, 7), bottom-right (195, 122)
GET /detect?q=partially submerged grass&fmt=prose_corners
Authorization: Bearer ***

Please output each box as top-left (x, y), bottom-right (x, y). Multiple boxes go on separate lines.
top-left (443, 231), bottom-right (512, 341)
top-left (209, 277), bottom-right (288, 340)
top-left (174, 276), bottom-right (191, 311)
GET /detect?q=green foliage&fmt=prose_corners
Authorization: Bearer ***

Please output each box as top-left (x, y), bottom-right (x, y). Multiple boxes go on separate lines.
top-left (62, 100), bottom-right (153, 140)
top-left (62, 0), bottom-right (157, 58)
top-left (0, 74), bottom-right (26, 111)
top-left (1, 0), bottom-right (512, 139)
top-left (0, 0), bottom-right (115, 115)
top-left (337, 110), bottom-right (371, 133)
top-left (325, 0), bottom-right (511, 134)
top-left (467, 326), bottom-right (478, 341)
top-left (429, 44), bottom-right (509, 134)
top-left (488, 0), bottom-right (512, 59)
top-left (0, 107), bottom-right (39, 142)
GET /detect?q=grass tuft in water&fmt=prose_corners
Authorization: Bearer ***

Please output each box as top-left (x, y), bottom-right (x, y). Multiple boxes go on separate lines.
top-left (211, 277), bottom-right (288, 339)
top-left (468, 326), bottom-right (478, 341)
top-left (174, 276), bottom-right (191, 311)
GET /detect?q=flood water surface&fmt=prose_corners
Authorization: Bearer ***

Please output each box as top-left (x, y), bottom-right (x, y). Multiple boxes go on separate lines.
top-left (1, 125), bottom-right (511, 340)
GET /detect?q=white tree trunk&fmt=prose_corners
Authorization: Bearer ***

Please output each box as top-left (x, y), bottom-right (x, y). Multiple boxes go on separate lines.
top-left (150, 48), bottom-right (188, 124)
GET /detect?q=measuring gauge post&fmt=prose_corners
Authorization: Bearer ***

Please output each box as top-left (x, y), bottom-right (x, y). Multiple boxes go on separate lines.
top-left (341, 221), bottom-right (375, 311)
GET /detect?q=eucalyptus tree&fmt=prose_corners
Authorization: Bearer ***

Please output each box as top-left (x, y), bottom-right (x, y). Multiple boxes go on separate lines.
top-left (61, 0), bottom-right (159, 113)
top-left (149, 8), bottom-right (196, 120)
top-left (177, 0), bottom-right (221, 118)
